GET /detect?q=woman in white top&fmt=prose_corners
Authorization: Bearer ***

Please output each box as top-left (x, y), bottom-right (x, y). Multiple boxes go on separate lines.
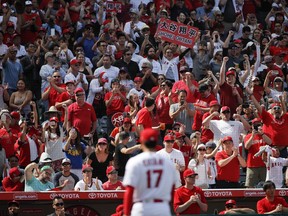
top-left (188, 144), bottom-right (211, 189)
top-left (74, 165), bottom-right (103, 191)
top-left (42, 117), bottom-right (65, 172)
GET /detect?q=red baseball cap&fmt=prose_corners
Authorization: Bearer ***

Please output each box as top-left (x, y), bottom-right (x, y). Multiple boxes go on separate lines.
top-left (10, 111), bottom-right (20, 120)
top-left (270, 103), bottom-right (281, 109)
top-left (97, 137), bottom-right (108, 144)
top-left (65, 80), bottom-right (75, 85)
top-left (175, 132), bottom-right (184, 139)
top-left (183, 169), bottom-right (198, 178)
top-left (222, 136), bottom-right (233, 142)
top-left (251, 118), bottom-right (262, 124)
top-left (225, 199), bottom-right (236, 205)
top-left (63, 28), bottom-right (70, 34)
top-left (7, 21), bottom-right (14, 27)
top-left (140, 128), bottom-right (159, 143)
top-left (220, 106), bottom-right (230, 113)
top-left (209, 100), bottom-right (220, 107)
top-left (106, 166), bottom-right (116, 175)
top-left (134, 77), bottom-right (142, 82)
top-left (164, 134), bottom-right (175, 141)
top-left (74, 87), bottom-right (84, 94)
top-left (70, 59), bottom-right (80, 65)
top-left (49, 117), bottom-right (59, 122)
top-left (123, 117), bottom-right (131, 124)
top-left (9, 167), bottom-right (21, 178)
top-left (82, 164), bottom-right (93, 172)
top-left (226, 70), bottom-right (236, 76)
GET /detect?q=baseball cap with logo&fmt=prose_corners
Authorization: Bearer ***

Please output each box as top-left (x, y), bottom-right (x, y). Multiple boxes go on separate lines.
top-left (10, 111), bottom-right (20, 120)
top-left (225, 199), bottom-right (236, 206)
top-left (62, 158), bottom-right (71, 164)
top-left (164, 134), bottom-right (175, 141)
top-left (209, 100), bottom-right (220, 107)
top-left (183, 169), bottom-right (198, 178)
top-left (25, 1), bottom-right (33, 6)
top-left (9, 167), bottom-right (21, 178)
top-left (74, 87), bottom-right (84, 94)
top-left (106, 166), bottom-right (116, 175)
top-left (220, 106), bottom-right (230, 113)
top-left (123, 117), bottom-right (131, 124)
top-left (222, 136), bottom-right (233, 142)
top-left (134, 77), bottom-right (142, 82)
top-left (40, 165), bottom-right (53, 172)
top-left (97, 137), bottom-right (108, 144)
top-left (70, 59), bottom-right (80, 65)
top-left (82, 164), bottom-right (93, 172)
top-left (226, 70), bottom-right (236, 76)
top-left (140, 128), bottom-right (159, 143)
top-left (119, 67), bottom-right (128, 73)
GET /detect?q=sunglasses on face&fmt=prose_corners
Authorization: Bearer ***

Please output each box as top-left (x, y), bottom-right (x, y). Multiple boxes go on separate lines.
top-left (98, 143), bottom-right (107, 146)
top-left (54, 202), bottom-right (64, 207)
top-left (53, 76), bottom-right (61, 78)
top-left (76, 94), bottom-right (85, 97)
top-left (158, 78), bottom-right (165, 80)
top-left (161, 84), bottom-right (166, 87)
top-left (222, 111), bottom-right (230, 114)
top-left (62, 163), bottom-right (70, 166)
top-left (83, 170), bottom-right (92, 173)
top-left (173, 127), bottom-right (180, 131)
top-left (198, 148), bottom-right (206, 151)
top-left (186, 175), bottom-right (196, 178)
top-left (273, 106), bottom-right (281, 110)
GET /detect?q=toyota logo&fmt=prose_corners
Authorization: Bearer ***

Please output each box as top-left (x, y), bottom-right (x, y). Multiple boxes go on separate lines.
top-left (204, 191), bottom-right (212, 197)
top-left (279, 190), bottom-right (286, 196)
top-left (88, 193), bottom-right (96, 199)
top-left (50, 193), bottom-right (56, 199)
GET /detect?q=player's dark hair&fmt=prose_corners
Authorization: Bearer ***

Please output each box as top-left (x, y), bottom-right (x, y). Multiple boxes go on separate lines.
top-left (52, 196), bottom-right (63, 202)
top-left (263, 180), bottom-right (276, 191)
top-left (119, 131), bottom-right (130, 141)
top-left (145, 97), bottom-right (155, 107)
top-left (178, 89), bottom-right (187, 95)
top-left (144, 140), bottom-right (157, 149)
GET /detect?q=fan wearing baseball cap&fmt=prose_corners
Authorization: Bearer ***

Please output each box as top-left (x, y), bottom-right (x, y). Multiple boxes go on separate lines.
top-left (174, 169), bottom-right (208, 215)
top-left (157, 134), bottom-right (185, 188)
top-left (246, 84), bottom-right (288, 158)
top-left (102, 166), bottom-right (125, 190)
top-left (219, 56), bottom-right (244, 116)
top-left (243, 118), bottom-right (271, 188)
top-left (2, 167), bottom-right (24, 191)
top-left (64, 59), bottom-right (88, 91)
top-left (218, 199), bottom-right (255, 214)
top-left (123, 128), bottom-right (178, 216)
top-left (202, 104), bottom-right (249, 148)
top-left (74, 164), bottom-right (103, 191)
top-left (215, 136), bottom-right (246, 188)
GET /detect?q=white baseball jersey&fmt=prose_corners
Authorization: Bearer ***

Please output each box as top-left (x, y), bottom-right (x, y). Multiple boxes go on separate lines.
top-left (265, 156), bottom-right (288, 188)
top-left (123, 152), bottom-right (177, 216)
top-left (156, 148), bottom-right (185, 188)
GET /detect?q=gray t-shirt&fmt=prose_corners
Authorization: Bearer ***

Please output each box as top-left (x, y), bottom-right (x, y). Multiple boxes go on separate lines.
top-left (169, 103), bottom-right (195, 135)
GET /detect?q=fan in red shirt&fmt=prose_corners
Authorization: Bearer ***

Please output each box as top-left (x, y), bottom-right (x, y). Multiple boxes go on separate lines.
top-left (192, 83), bottom-right (216, 131)
top-left (257, 180), bottom-right (288, 214)
top-left (2, 167), bottom-right (24, 191)
top-left (174, 169), bottom-right (208, 215)
top-left (200, 100), bottom-right (220, 144)
top-left (102, 166), bottom-right (125, 190)
top-left (68, 87), bottom-right (97, 137)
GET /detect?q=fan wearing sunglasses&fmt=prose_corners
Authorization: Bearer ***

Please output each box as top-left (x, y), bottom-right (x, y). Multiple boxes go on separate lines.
top-left (247, 86), bottom-right (288, 158)
top-left (47, 195), bottom-right (72, 216)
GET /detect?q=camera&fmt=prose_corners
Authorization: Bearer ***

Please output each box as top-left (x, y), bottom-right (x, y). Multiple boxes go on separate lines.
top-left (253, 124), bottom-right (259, 131)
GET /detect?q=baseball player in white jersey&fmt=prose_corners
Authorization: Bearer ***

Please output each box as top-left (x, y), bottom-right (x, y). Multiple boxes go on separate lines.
top-left (156, 134), bottom-right (185, 188)
top-left (123, 128), bottom-right (178, 216)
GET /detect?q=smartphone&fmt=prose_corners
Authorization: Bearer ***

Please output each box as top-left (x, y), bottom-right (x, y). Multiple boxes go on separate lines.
top-left (51, 28), bottom-right (55, 36)
top-left (180, 100), bottom-right (184, 106)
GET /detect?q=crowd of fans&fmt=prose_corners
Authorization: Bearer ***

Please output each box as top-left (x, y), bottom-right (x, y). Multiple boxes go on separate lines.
top-left (0, 0), bottom-right (288, 207)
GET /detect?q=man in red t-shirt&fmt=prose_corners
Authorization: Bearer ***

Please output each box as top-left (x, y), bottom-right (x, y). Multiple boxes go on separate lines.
top-left (257, 180), bottom-right (288, 214)
top-left (68, 87), bottom-right (97, 137)
top-left (244, 118), bottom-right (271, 188)
top-left (247, 86), bottom-right (288, 157)
top-left (21, 1), bottom-right (42, 44)
top-left (174, 169), bottom-right (208, 215)
top-left (219, 57), bottom-right (244, 115)
top-left (2, 167), bottom-right (24, 191)
top-left (192, 83), bottom-right (216, 131)
top-left (104, 78), bottom-right (126, 135)
top-left (215, 136), bottom-right (247, 188)
top-left (42, 71), bottom-right (66, 108)
top-left (102, 166), bottom-right (125, 190)
top-left (135, 97), bottom-right (160, 132)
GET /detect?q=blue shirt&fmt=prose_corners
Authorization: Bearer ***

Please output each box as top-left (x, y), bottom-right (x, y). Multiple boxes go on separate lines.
top-left (3, 60), bottom-right (23, 90)
top-left (64, 142), bottom-right (86, 169)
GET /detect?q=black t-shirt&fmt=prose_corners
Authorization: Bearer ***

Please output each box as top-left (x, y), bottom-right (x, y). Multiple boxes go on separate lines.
top-left (89, 152), bottom-right (113, 183)
top-left (114, 144), bottom-right (130, 177)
